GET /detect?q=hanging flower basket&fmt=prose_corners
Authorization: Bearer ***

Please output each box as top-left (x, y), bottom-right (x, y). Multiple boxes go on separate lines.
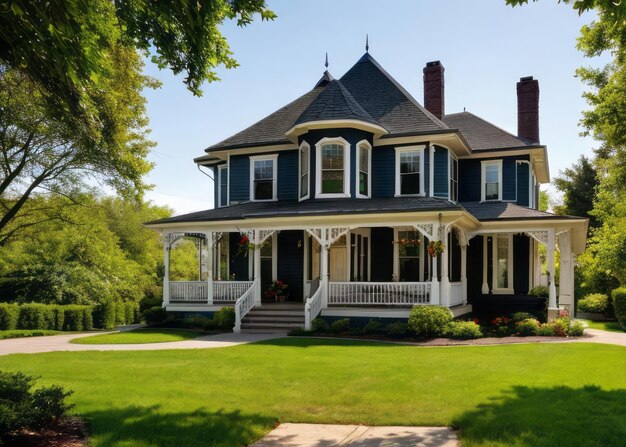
top-left (236, 233), bottom-right (270, 257)
top-left (392, 237), bottom-right (421, 249)
top-left (427, 240), bottom-right (445, 258)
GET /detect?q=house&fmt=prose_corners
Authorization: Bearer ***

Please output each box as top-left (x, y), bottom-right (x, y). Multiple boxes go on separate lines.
top-left (145, 51), bottom-right (588, 332)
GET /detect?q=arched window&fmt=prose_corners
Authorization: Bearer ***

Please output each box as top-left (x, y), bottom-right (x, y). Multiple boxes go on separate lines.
top-left (315, 137), bottom-right (351, 198)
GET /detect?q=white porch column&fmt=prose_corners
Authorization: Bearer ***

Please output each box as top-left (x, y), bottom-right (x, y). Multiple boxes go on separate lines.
top-left (320, 231), bottom-right (329, 308)
top-left (163, 233), bottom-right (170, 306)
top-left (253, 231), bottom-right (262, 306)
top-left (430, 250), bottom-right (440, 305)
top-left (461, 244), bottom-right (468, 304)
top-left (481, 235), bottom-right (489, 294)
top-left (205, 232), bottom-right (214, 305)
top-left (440, 229), bottom-right (450, 307)
top-left (547, 228), bottom-right (558, 316)
top-left (558, 230), bottom-right (574, 314)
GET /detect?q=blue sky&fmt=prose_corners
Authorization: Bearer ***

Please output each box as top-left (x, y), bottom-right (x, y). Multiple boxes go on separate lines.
top-left (142, 0), bottom-right (604, 214)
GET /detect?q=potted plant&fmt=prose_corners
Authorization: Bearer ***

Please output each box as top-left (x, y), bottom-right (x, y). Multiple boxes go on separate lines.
top-left (265, 280), bottom-right (289, 302)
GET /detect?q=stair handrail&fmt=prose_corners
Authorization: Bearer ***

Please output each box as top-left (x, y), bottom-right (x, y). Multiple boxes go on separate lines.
top-left (234, 278), bottom-right (259, 333)
top-left (304, 278), bottom-right (324, 331)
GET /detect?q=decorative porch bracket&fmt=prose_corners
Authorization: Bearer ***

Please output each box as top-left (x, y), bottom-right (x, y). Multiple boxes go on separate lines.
top-left (526, 230), bottom-right (548, 247)
top-left (412, 223), bottom-right (435, 241)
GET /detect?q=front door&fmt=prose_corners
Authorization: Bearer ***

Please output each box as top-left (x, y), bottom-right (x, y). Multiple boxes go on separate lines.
top-left (351, 229), bottom-right (370, 281)
top-left (329, 235), bottom-right (348, 281)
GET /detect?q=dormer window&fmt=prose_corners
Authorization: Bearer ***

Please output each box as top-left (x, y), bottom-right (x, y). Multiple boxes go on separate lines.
top-left (356, 140), bottom-right (371, 198)
top-left (395, 146), bottom-right (425, 196)
top-left (481, 160), bottom-right (502, 201)
top-left (250, 154), bottom-right (277, 201)
top-left (315, 137), bottom-right (351, 198)
top-left (299, 142), bottom-right (310, 201)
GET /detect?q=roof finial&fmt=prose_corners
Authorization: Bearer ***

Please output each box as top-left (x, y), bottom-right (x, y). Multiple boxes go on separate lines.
top-left (325, 52), bottom-right (329, 69)
top-left (366, 34), bottom-right (369, 52)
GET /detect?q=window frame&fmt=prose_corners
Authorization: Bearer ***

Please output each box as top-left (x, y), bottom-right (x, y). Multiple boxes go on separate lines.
top-left (249, 154), bottom-right (278, 202)
top-left (298, 141), bottom-right (310, 201)
top-left (449, 153), bottom-right (458, 202)
top-left (217, 164), bottom-right (229, 208)
top-left (481, 159), bottom-right (503, 202)
top-left (392, 228), bottom-right (424, 282)
top-left (395, 145), bottom-right (425, 197)
top-left (491, 233), bottom-right (514, 294)
top-left (356, 140), bottom-right (372, 199)
top-left (315, 137), bottom-right (351, 198)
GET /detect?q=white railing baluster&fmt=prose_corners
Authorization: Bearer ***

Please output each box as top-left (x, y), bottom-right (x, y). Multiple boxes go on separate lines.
top-left (327, 281), bottom-right (433, 306)
top-left (304, 278), bottom-right (324, 330)
top-left (234, 279), bottom-right (258, 333)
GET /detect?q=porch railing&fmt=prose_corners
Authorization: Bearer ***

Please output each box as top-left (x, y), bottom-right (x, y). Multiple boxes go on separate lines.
top-left (214, 281), bottom-right (254, 302)
top-left (328, 282), bottom-right (431, 306)
top-left (304, 278), bottom-right (324, 330)
top-left (234, 278), bottom-right (259, 333)
top-left (170, 281), bottom-right (207, 302)
top-left (450, 282), bottom-right (463, 307)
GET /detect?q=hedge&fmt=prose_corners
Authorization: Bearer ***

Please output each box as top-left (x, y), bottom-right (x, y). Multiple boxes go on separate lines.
top-left (92, 299), bottom-right (139, 329)
top-left (0, 304), bottom-right (19, 330)
top-left (612, 287), bottom-right (626, 330)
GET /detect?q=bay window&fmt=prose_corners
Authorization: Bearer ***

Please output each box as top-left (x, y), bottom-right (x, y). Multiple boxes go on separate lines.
top-left (315, 137), bottom-right (350, 198)
top-left (356, 140), bottom-right (371, 198)
top-left (299, 142), bottom-right (310, 200)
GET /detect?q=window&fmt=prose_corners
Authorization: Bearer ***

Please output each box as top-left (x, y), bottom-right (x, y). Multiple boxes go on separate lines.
top-left (493, 234), bottom-right (513, 292)
top-left (250, 155), bottom-right (277, 201)
top-left (397, 230), bottom-right (420, 281)
top-left (218, 165), bottom-right (228, 207)
top-left (315, 137), bottom-right (350, 198)
top-left (395, 146), bottom-right (425, 196)
top-left (449, 154), bottom-right (458, 202)
top-left (299, 142), bottom-right (309, 200)
top-left (356, 140), bottom-right (371, 198)
top-left (481, 160), bottom-right (502, 201)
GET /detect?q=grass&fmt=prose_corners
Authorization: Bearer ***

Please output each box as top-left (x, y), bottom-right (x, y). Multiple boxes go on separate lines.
top-left (0, 329), bottom-right (61, 339)
top-left (70, 328), bottom-right (206, 344)
top-left (0, 339), bottom-right (624, 446)
top-left (579, 319), bottom-right (625, 333)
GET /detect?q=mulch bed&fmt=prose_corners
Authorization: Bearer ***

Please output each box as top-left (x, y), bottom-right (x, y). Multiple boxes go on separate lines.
top-left (6, 417), bottom-right (88, 447)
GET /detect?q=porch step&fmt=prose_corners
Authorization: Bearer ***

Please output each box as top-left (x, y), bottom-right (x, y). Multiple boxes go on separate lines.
top-left (244, 315), bottom-right (305, 323)
top-left (241, 304), bottom-right (305, 331)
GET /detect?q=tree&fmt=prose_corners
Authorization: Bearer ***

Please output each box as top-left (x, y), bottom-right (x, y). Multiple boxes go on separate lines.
top-left (0, 46), bottom-right (155, 243)
top-left (0, 0), bottom-right (275, 134)
top-left (553, 155), bottom-right (599, 226)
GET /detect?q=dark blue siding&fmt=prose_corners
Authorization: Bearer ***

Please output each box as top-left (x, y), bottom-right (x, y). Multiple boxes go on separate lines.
top-left (517, 162), bottom-right (529, 207)
top-left (433, 146), bottom-right (449, 198)
top-left (503, 158), bottom-right (517, 201)
top-left (211, 166), bottom-right (219, 207)
top-left (458, 158), bottom-right (481, 202)
top-left (229, 232), bottom-right (249, 280)
top-left (371, 227), bottom-right (393, 281)
top-left (372, 146), bottom-right (395, 197)
top-left (277, 230), bottom-right (304, 299)
top-left (229, 155), bottom-right (250, 203)
top-left (514, 234), bottom-right (530, 294)
top-left (278, 151), bottom-right (298, 200)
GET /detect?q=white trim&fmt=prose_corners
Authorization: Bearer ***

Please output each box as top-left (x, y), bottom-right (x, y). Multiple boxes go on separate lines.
top-left (491, 233), bottom-right (514, 294)
top-left (217, 164), bottom-right (228, 208)
top-left (286, 119), bottom-right (388, 139)
top-left (481, 159), bottom-right (503, 202)
top-left (315, 137), bottom-right (351, 198)
top-left (298, 141), bottom-right (310, 201)
top-left (249, 154), bottom-right (278, 202)
top-left (355, 140), bottom-right (372, 199)
top-left (395, 145), bottom-right (426, 197)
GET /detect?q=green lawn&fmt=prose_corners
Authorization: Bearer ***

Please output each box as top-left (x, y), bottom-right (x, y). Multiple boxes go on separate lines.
top-left (0, 339), bottom-right (624, 447)
top-left (579, 319), bottom-right (625, 333)
top-left (71, 328), bottom-right (206, 344)
top-left (0, 329), bottom-right (61, 339)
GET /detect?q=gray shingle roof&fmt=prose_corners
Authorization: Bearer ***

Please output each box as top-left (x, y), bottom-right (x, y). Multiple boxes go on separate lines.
top-left (294, 79), bottom-right (380, 128)
top-left (443, 112), bottom-right (532, 151)
top-left (460, 201), bottom-right (575, 221)
top-left (146, 197), bottom-right (461, 225)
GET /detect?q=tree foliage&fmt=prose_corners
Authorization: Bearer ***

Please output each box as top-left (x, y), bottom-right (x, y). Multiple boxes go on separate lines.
top-left (553, 155), bottom-right (599, 226)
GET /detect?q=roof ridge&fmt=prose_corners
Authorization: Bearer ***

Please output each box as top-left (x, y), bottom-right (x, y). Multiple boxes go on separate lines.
top-left (342, 53), bottom-right (448, 129)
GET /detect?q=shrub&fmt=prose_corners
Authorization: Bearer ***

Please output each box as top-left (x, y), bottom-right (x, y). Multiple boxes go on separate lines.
top-left (516, 318), bottom-right (540, 336)
top-left (92, 298), bottom-right (117, 329)
top-left (363, 319), bottom-right (383, 334)
top-left (124, 302), bottom-right (138, 325)
top-left (611, 287), bottom-right (626, 330)
top-left (51, 305), bottom-right (65, 331)
top-left (115, 302), bottom-right (127, 326)
top-left (511, 312), bottom-right (534, 323)
top-left (212, 307), bottom-right (235, 330)
top-left (140, 285), bottom-right (163, 312)
top-left (0, 370), bottom-right (73, 442)
top-left (16, 303), bottom-right (54, 330)
top-left (528, 286), bottom-right (549, 298)
top-left (536, 323), bottom-right (556, 336)
top-left (569, 321), bottom-right (585, 337)
top-left (62, 305), bottom-right (90, 331)
top-left (447, 321), bottom-right (483, 339)
top-left (553, 317), bottom-right (570, 337)
top-left (182, 316), bottom-right (212, 328)
top-left (385, 322), bottom-right (410, 338)
top-left (577, 293), bottom-right (609, 314)
top-left (408, 306), bottom-right (452, 338)
top-left (329, 318), bottom-right (351, 334)
top-left (143, 306), bottom-right (168, 325)
top-left (0, 303), bottom-right (18, 330)
top-left (311, 318), bottom-right (329, 333)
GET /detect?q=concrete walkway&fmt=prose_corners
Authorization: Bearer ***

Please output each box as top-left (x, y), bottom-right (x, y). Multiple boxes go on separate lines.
top-left (579, 328), bottom-right (626, 346)
top-left (0, 330), bottom-right (286, 356)
top-left (251, 423), bottom-right (458, 447)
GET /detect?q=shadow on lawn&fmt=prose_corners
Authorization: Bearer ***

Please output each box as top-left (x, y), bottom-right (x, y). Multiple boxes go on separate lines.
top-left (83, 405), bottom-right (276, 447)
top-left (454, 385), bottom-right (626, 447)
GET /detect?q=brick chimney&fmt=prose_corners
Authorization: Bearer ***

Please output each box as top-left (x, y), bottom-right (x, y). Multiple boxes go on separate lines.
top-left (517, 76), bottom-right (540, 143)
top-left (423, 61), bottom-right (445, 119)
